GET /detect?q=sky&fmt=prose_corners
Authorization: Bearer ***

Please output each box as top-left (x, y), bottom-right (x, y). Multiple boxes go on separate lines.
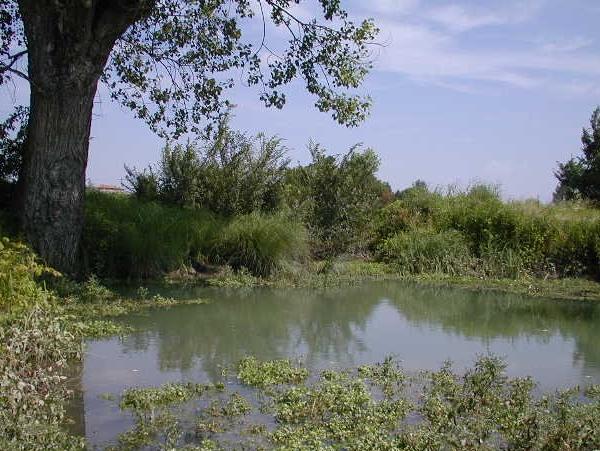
top-left (5, 0), bottom-right (600, 200)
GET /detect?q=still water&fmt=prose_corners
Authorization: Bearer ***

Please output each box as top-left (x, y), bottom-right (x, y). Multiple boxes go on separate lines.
top-left (74, 281), bottom-right (600, 445)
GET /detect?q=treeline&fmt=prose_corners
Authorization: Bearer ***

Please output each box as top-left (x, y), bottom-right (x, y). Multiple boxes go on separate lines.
top-left (80, 116), bottom-right (600, 281)
top-left (85, 118), bottom-right (391, 278)
top-left (2, 109), bottom-right (600, 281)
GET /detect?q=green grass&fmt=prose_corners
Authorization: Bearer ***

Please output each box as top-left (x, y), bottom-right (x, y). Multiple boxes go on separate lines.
top-left (372, 186), bottom-right (600, 281)
top-left (84, 190), bottom-right (222, 278)
top-left (212, 212), bottom-right (308, 277)
top-left (84, 191), bottom-right (308, 278)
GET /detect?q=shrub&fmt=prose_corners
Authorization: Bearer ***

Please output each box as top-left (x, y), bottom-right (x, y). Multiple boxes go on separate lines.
top-left (285, 142), bottom-right (386, 257)
top-left (0, 237), bottom-right (53, 312)
top-left (373, 184), bottom-right (600, 280)
top-left (124, 119), bottom-right (290, 216)
top-left (378, 229), bottom-right (473, 275)
top-left (211, 213), bottom-right (308, 277)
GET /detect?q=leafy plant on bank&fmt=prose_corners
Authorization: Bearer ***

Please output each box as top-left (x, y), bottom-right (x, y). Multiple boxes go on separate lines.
top-left (0, 236), bottom-right (56, 312)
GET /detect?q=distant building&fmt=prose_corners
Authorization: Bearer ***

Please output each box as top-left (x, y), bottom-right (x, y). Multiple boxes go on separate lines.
top-left (89, 183), bottom-right (126, 195)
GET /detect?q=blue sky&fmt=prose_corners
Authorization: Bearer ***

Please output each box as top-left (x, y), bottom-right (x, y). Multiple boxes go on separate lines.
top-left (8, 0), bottom-right (600, 200)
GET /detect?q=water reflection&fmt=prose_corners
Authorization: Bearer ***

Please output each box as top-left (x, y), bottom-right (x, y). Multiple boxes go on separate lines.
top-left (80, 282), bottom-right (600, 445)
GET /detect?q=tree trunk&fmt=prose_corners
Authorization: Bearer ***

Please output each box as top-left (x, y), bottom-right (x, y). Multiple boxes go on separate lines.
top-left (21, 81), bottom-right (97, 275)
top-left (17, 0), bottom-right (145, 274)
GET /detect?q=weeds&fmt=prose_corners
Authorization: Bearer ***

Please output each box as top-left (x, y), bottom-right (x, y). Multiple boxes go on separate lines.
top-left (237, 356), bottom-right (308, 387)
top-left (373, 185), bottom-right (600, 281)
top-left (106, 355), bottom-right (600, 450)
top-left (212, 213), bottom-right (308, 277)
top-left (0, 307), bottom-right (85, 450)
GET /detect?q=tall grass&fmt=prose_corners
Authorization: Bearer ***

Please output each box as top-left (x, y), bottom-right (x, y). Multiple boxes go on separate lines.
top-left (83, 191), bottom-right (307, 278)
top-left (378, 229), bottom-right (473, 275)
top-left (212, 212), bottom-right (308, 277)
top-left (84, 190), bottom-right (222, 278)
top-left (374, 185), bottom-right (600, 280)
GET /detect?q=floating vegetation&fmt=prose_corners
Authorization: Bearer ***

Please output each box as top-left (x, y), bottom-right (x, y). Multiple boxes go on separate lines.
top-left (120, 383), bottom-right (210, 415)
top-left (102, 356), bottom-right (600, 450)
top-left (237, 356), bottom-right (309, 388)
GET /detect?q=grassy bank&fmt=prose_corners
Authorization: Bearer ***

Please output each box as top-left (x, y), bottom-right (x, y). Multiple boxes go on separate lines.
top-left (374, 186), bottom-right (600, 280)
top-left (84, 190), bottom-right (307, 279)
top-left (80, 189), bottom-right (600, 301)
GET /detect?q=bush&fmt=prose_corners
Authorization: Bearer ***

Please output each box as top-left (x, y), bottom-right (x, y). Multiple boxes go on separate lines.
top-left (84, 190), bottom-right (221, 278)
top-left (124, 118), bottom-right (289, 216)
top-left (373, 184), bottom-right (600, 280)
top-left (285, 142), bottom-right (387, 257)
top-left (0, 237), bottom-right (53, 312)
top-left (212, 213), bottom-right (308, 277)
top-left (378, 229), bottom-right (473, 275)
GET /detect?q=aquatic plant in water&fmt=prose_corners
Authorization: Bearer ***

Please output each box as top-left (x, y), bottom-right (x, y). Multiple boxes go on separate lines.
top-left (105, 355), bottom-right (600, 450)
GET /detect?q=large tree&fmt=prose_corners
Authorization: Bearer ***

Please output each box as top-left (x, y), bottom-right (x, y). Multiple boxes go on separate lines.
top-left (554, 107), bottom-right (600, 203)
top-left (0, 0), bottom-right (377, 273)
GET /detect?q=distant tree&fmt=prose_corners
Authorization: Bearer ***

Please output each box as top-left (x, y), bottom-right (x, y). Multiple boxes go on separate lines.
top-left (395, 179), bottom-right (428, 199)
top-left (554, 107), bottom-right (600, 203)
top-left (0, 106), bottom-right (27, 183)
top-left (0, 105), bottom-right (27, 206)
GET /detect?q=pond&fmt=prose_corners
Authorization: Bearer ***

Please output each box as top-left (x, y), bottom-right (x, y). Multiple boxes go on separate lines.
top-left (72, 281), bottom-right (600, 446)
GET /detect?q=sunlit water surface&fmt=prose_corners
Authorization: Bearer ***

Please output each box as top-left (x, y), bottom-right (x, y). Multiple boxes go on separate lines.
top-left (70, 281), bottom-right (600, 446)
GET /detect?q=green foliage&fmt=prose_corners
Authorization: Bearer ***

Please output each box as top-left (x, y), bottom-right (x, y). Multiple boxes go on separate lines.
top-left (237, 356), bottom-right (308, 388)
top-left (285, 142), bottom-right (385, 256)
top-left (212, 212), bottom-right (308, 277)
top-left (379, 229), bottom-right (474, 276)
top-left (555, 107), bottom-right (600, 202)
top-left (123, 164), bottom-right (160, 202)
top-left (84, 191), bottom-right (307, 278)
top-left (98, 1), bottom-right (378, 137)
top-left (84, 190), bottom-right (221, 278)
top-left (125, 119), bottom-right (290, 216)
top-left (0, 307), bottom-right (85, 450)
top-left (0, 105), bottom-right (27, 184)
top-left (85, 355), bottom-right (600, 450)
top-left (121, 383), bottom-right (209, 415)
top-left (0, 236), bottom-right (55, 312)
top-left (373, 184), bottom-right (600, 280)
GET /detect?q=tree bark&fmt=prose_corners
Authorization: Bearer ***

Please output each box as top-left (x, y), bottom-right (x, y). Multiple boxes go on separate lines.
top-left (21, 81), bottom-right (97, 274)
top-left (17, 0), bottom-right (148, 274)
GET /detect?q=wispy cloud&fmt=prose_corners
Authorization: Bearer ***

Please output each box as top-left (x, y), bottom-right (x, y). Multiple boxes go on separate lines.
top-left (428, 1), bottom-right (544, 32)
top-left (362, 0), bottom-right (600, 96)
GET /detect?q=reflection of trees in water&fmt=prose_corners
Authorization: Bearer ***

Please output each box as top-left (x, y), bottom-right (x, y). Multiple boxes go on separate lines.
top-left (383, 283), bottom-right (600, 373)
top-left (119, 287), bottom-right (379, 380)
top-left (117, 282), bottom-right (600, 381)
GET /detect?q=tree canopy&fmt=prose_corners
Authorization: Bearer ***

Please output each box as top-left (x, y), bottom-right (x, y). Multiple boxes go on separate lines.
top-left (1, 0), bottom-right (378, 136)
top-left (554, 107), bottom-right (600, 203)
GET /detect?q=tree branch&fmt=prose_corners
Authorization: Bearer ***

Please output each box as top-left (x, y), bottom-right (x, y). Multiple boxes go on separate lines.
top-left (0, 50), bottom-right (28, 75)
